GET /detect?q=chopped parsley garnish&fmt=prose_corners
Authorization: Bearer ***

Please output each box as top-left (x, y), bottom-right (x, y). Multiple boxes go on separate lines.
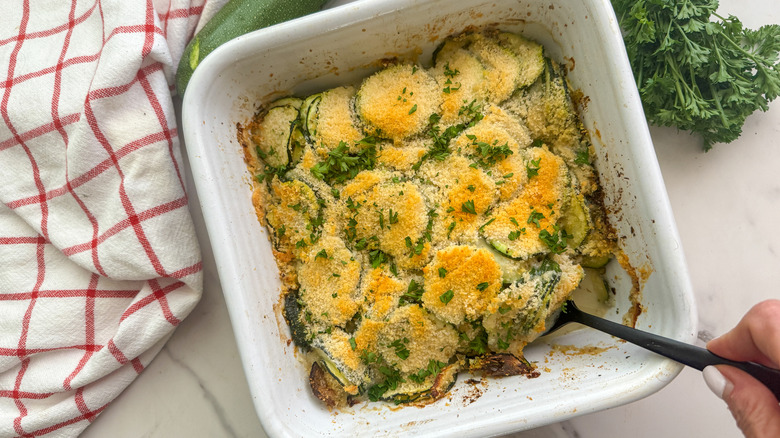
top-left (369, 249), bottom-right (389, 268)
top-left (360, 349), bottom-right (378, 365)
top-left (468, 136), bottom-right (513, 168)
top-left (399, 279), bottom-right (424, 305)
top-left (438, 267), bottom-right (448, 278)
top-left (388, 208), bottom-right (399, 225)
top-left (439, 289), bottom-right (454, 304)
top-left (574, 147), bottom-right (590, 165)
top-left (408, 359), bottom-right (447, 384)
top-left (367, 365), bottom-right (404, 402)
top-left (446, 221), bottom-right (456, 237)
top-left (460, 328), bottom-right (488, 356)
top-left (310, 140), bottom-right (377, 184)
top-left (442, 63), bottom-right (462, 94)
top-left (478, 218), bottom-right (495, 233)
top-left (476, 282), bottom-right (489, 291)
top-left (508, 229), bottom-right (525, 241)
top-left (354, 237), bottom-right (369, 251)
top-left (526, 157), bottom-right (541, 178)
top-left (346, 197), bottom-right (362, 211)
top-left (527, 209), bottom-right (545, 228)
top-left (349, 337), bottom-right (357, 351)
top-left (389, 338), bottom-right (410, 360)
top-left (443, 62), bottom-right (460, 78)
top-left (315, 249), bottom-right (328, 260)
top-left (539, 225), bottom-right (570, 254)
top-left (413, 102), bottom-right (484, 170)
top-left (405, 235), bottom-right (425, 258)
top-left (461, 200), bottom-right (476, 215)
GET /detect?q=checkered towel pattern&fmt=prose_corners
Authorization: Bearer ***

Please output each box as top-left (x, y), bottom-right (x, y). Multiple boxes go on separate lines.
top-left (0, 0), bottom-right (225, 436)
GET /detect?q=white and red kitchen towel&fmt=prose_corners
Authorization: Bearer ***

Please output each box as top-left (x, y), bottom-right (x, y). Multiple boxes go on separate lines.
top-left (0, 0), bottom-right (227, 436)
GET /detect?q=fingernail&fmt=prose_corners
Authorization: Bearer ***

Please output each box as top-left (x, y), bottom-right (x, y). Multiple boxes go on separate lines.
top-left (703, 365), bottom-right (733, 399)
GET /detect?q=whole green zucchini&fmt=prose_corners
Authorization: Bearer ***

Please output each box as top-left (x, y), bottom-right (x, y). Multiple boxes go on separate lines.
top-left (176, 0), bottom-right (328, 95)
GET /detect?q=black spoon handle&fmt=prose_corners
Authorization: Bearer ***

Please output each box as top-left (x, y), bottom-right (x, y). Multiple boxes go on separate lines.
top-left (567, 305), bottom-right (780, 401)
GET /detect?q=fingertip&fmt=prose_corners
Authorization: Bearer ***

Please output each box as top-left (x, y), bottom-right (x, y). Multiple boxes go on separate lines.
top-left (703, 365), bottom-right (732, 400)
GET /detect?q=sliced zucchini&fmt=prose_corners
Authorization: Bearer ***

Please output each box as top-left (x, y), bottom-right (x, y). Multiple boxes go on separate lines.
top-left (283, 290), bottom-right (311, 351)
top-left (581, 254), bottom-right (611, 268)
top-left (317, 351), bottom-right (353, 388)
top-left (311, 344), bottom-right (367, 395)
top-left (486, 239), bottom-right (520, 259)
top-left (380, 362), bottom-right (459, 404)
top-left (250, 104), bottom-right (299, 168)
top-left (306, 86), bottom-right (365, 152)
top-left (297, 235), bottom-right (363, 329)
top-left (268, 96), bottom-right (303, 110)
top-left (476, 238), bottom-right (528, 284)
top-left (288, 121), bottom-right (305, 166)
top-left (558, 191), bottom-right (591, 250)
top-left (299, 93), bottom-right (322, 142)
top-left (576, 197), bottom-right (616, 266)
top-left (496, 32), bottom-right (545, 89)
top-left (342, 175), bottom-right (429, 268)
top-left (421, 246), bottom-right (503, 326)
top-left (572, 267), bottom-right (611, 305)
top-left (431, 39), bottom-right (489, 125)
top-left (421, 154), bottom-right (499, 244)
top-left (375, 305), bottom-right (458, 374)
top-left (355, 64), bottom-right (442, 141)
top-left (482, 257), bottom-right (562, 353)
top-left (265, 178), bottom-right (322, 251)
top-left (461, 33), bottom-right (524, 104)
top-left (309, 361), bottom-right (348, 408)
top-left (518, 258), bottom-right (563, 331)
top-left (479, 147), bottom-right (569, 260)
top-left (468, 353), bottom-right (534, 377)
top-left (503, 58), bottom-right (578, 147)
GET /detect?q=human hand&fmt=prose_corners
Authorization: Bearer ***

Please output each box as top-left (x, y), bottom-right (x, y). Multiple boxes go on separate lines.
top-left (704, 299), bottom-right (780, 438)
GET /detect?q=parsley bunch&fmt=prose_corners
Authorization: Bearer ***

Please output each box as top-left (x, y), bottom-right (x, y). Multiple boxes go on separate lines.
top-left (612, 0), bottom-right (780, 150)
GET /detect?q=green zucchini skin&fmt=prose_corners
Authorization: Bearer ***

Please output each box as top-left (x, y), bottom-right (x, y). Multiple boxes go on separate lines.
top-left (175, 0), bottom-right (328, 95)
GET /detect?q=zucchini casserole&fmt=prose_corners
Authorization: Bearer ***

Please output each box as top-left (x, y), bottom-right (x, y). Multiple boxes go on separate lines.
top-left (238, 30), bottom-right (617, 408)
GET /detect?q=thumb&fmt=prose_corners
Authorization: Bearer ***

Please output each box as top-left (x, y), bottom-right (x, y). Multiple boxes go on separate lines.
top-left (706, 365), bottom-right (780, 438)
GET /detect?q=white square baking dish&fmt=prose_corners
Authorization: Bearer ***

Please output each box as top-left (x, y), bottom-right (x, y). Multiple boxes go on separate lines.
top-left (180, 0), bottom-right (697, 436)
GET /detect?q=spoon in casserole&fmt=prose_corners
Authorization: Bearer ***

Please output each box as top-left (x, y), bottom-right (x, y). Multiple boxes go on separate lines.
top-left (545, 300), bottom-right (780, 401)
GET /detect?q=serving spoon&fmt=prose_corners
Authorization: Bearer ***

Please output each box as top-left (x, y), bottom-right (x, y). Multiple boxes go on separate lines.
top-left (546, 300), bottom-right (780, 401)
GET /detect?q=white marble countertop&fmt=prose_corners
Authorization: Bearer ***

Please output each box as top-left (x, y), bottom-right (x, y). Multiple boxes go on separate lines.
top-left (81, 1), bottom-right (779, 436)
